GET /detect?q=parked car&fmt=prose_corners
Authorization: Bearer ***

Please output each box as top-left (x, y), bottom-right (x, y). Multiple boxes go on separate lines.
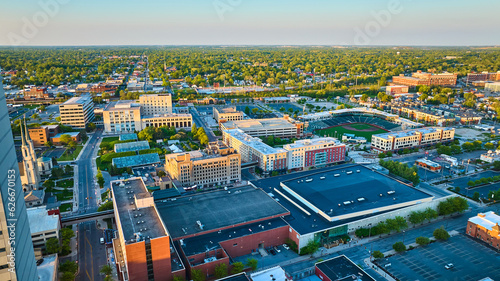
top-left (445, 263), bottom-right (454, 269)
top-left (283, 244), bottom-right (290, 250)
top-left (270, 249), bottom-right (276, 255)
top-left (274, 246), bottom-right (281, 253)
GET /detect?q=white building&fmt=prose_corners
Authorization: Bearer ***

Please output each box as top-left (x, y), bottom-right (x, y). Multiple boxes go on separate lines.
top-left (103, 100), bottom-right (192, 133)
top-left (480, 150), bottom-right (500, 163)
top-left (221, 116), bottom-right (304, 139)
top-left (26, 207), bottom-right (60, 253)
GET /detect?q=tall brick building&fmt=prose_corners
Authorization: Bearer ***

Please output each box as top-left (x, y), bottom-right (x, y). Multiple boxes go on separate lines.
top-left (467, 211), bottom-right (500, 250)
top-left (392, 71), bottom-right (457, 87)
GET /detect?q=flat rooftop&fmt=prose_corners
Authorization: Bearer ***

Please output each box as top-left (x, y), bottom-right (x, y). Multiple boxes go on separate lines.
top-left (251, 164), bottom-right (433, 235)
top-left (316, 255), bottom-right (375, 281)
top-left (180, 217), bottom-right (287, 257)
top-left (469, 211), bottom-right (500, 233)
top-left (225, 129), bottom-right (286, 155)
top-left (119, 133), bottom-right (138, 141)
top-left (223, 118), bottom-right (297, 131)
top-left (281, 165), bottom-right (432, 222)
top-left (37, 254), bottom-right (57, 281)
top-left (114, 140), bottom-right (150, 153)
top-left (111, 178), bottom-right (166, 244)
top-left (156, 185), bottom-right (290, 239)
top-left (62, 95), bottom-right (92, 105)
top-left (112, 153), bottom-right (161, 168)
top-left (26, 206), bottom-right (59, 234)
top-left (215, 273), bottom-right (250, 281)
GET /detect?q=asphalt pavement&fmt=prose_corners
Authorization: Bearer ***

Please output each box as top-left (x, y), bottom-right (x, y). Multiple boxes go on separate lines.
top-left (75, 128), bottom-right (107, 281)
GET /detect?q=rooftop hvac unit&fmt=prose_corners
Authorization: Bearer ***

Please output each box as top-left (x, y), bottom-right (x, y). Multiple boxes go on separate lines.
top-left (387, 190), bottom-right (395, 195)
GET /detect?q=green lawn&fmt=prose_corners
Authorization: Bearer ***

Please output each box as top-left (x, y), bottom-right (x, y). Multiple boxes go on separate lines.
top-left (55, 189), bottom-right (73, 201)
top-left (316, 124), bottom-right (387, 141)
top-left (57, 145), bottom-right (83, 161)
top-left (57, 179), bottom-right (74, 188)
top-left (99, 136), bottom-right (119, 148)
top-left (60, 203), bottom-right (72, 212)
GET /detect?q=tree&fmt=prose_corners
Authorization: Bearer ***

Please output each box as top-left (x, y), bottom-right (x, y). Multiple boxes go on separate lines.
top-left (46, 237), bottom-right (61, 254)
top-left (64, 164), bottom-right (73, 174)
top-left (191, 269), bottom-right (205, 281)
top-left (485, 142), bottom-right (495, 150)
top-left (231, 262), bottom-right (245, 274)
top-left (44, 141), bottom-right (53, 148)
top-left (157, 170), bottom-right (166, 177)
top-left (173, 275), bottom-right (185, 281)
top-left (60, 261), bottom-right (78, 275)
top-left (97, 170), bottom-right (105, 189)
top-left (280, 106), bottom-right (286, 112)
top-left (61, 271), bottom-right (76, 281)
top-left (415, 236), bottom-right (430, 246)
top-left (408, 211), bottom-right (425, 225)
top-left (246, 258), bottom-right (258, 271)
top-left (372, 250), bottom-right (384, 259)
top-left (252, 108), bottom-right (259, 114)
top-left (100, 265), bottom-right (112, 279)
top-left (360, 94), bottom-right (369, 102)
top-left (423, 208), bottom-right (438, 222)
top-left (394, 216), bottom-right (408, 231)
top-left (191, 123), bottom-right (198, 135)
top-left (473, 192), bottom-right (480, 201)
top-left (59, 134), bottom-right (73, 145)
top-left (433, 227), bottom-right (450, 240)
top-left (214, 263), bottom-right (228, 279)
top-left (61, 227), bottom-right (75, 241)
top-left (244, 106), bottom-right (250, 115)
top-left (392, 242), bottom-right (406, 252)
top-left (468, 180), bottom-right (475, 187)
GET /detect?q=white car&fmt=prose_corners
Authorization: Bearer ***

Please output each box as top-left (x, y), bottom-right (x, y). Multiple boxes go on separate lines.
top-left (282, 244), bottom-right (290, 250)
top-left (445, 263), bottom-right (454, 269)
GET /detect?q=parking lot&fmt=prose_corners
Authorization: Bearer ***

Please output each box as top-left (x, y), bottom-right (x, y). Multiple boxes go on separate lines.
top-left (451, 170), bottom-right (500, 188)
top-left (44, 148), bottom-right (67, 159)
top-left (379, 235), bottom-right (500, 281)
top-left (232, 244), bottom-right (298, 269)
top-left (267, 103), bottom-right (302, 113)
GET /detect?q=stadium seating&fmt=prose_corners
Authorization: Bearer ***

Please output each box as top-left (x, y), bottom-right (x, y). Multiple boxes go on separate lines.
top-left (309, 114), bottom-right (400, 131)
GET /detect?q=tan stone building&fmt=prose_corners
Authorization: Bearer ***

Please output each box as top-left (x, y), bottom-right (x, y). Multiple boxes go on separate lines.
top-left (138, 94), bottom-right (173, 115)
top-left (165, 142), bottom-right (241, 188)
top-left (213, 106), bottom-right (244, 124)
top-left (59, 95), bottom-right (95, 128)
top-left (371, 127), bottom-right (455, 153)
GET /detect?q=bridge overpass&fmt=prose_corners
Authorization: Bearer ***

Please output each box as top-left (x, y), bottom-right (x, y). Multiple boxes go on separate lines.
top-left (61, 210), bottom-right (114, 227)
top-left (241, 161), bottom-right (258, 169)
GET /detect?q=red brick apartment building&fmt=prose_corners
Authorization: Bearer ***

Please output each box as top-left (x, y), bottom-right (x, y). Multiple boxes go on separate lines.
top-left (24, 87), bottom-right (49, 99)
top-left (467, 71), bottom-right (500, 82)
top-left (467, 211), bottom-right (500, 250)
top-left (392, 70), bottom-right (457, 87)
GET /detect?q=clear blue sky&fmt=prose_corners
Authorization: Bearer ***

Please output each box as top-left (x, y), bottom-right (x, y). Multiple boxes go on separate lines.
top-left (1, 0), bottom-right (499, 46)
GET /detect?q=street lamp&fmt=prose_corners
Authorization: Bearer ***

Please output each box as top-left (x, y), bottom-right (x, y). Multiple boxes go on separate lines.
top-left (402, 230), bottom-right (406, 245)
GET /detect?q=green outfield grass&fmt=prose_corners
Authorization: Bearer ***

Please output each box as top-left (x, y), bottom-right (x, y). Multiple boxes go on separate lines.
top-left (315, 123), bottom-right (388, 141)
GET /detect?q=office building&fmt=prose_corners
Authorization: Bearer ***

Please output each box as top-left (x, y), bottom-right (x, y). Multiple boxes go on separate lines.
top-left (213, 107), bottom-right (244, 124)
top-left (220, 116), bottom-right (304, 139)
top-left (392, 71), bottom-right (457, 87)
top-left (27, 125), bottom-right (59, 147)
top-left (111, 178), bottom-right (185, 281)
top-left (315, 255), bottom-right (375, 281)
top-left (59, 95), bottom-right (95, 128)
top-left (103, 100), bottom-right (192, 133)
top-left (19, 119), bottom-right (41, 192)
top-left (485, 82), bottom-right (500, 93)
top-left (467, 71), bottom-right (500, 82)
top-left (385, 85), bottom-right (409, 97)
top-left (103, 101), bottom-right (143, 133)
top-left (165, 141), bottom-right (241, 188)
top-left (139, 94), bottom-right (173, 115)
top-left (0, 81), bottom-right (39, 280)
top-left (467, 212), bottom-right (500, 250)
top-left (371, 127), bottom-right (455, 153)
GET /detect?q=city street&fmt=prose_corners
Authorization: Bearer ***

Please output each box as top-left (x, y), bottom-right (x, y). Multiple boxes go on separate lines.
top-left (75, 128), bottom-right (107, 281)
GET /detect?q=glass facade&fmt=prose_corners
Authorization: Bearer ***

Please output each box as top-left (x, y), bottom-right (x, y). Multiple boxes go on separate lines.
top-left (0, 83), bottom-right (39, 280)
